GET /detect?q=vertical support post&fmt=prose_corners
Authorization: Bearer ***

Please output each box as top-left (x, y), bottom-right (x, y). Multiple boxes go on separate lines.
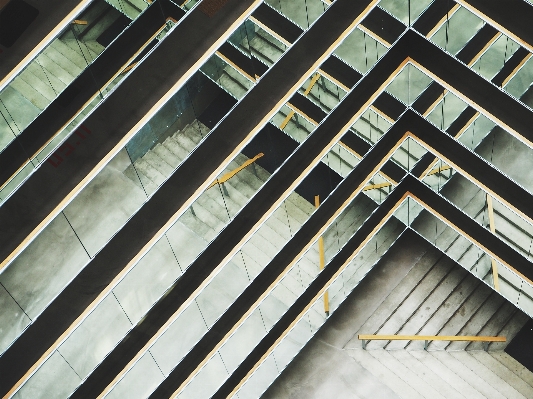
top-left (486, 194), bottom-right (500, 291)
top-left (315, 195), bottom-right (329, 316)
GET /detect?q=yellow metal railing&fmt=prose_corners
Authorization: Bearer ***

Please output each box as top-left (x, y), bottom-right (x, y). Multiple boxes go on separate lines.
top-left (280, 72), bottom-right (321, 130)
top-left (208, 153), bottom-right (264, 189)
top-left (358, 334), bottom-right (506, 350)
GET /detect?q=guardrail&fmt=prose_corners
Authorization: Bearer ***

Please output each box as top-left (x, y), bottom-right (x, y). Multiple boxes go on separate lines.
top-left (208, 152), bottom-right (264, 189)
top-left (358, 334), bottom-right (506, 350)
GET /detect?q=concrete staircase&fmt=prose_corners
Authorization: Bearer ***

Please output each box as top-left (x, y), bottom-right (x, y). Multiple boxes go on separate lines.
top-left (105, 0), bottom-right (146, 20)
top-left (260, 232), bottom-right (533, 399)
top-left (0, 1), bottom-right (120, 151)
top-left (345, 348), bottom-right (533, 399)
top-left (15, 118), bottom-right (376, 399)
top-left (343, 243), bottom-right (527, 352)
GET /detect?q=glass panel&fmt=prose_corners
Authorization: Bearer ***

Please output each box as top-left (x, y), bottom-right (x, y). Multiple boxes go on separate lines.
top-left (430, 7), bottom-right (484, 55)
top-left (0, 18), bottom-right (177, 205)
top-left (334, 27), bottom-right (388, 74)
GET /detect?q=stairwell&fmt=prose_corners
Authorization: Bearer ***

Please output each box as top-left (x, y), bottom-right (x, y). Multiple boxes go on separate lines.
top-left (261, 230), bottom-right (533, 399)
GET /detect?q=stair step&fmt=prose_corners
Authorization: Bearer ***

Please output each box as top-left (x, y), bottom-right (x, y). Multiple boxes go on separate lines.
top-left (409, 350), bottom-right (486, 399)
top-left (35, 53), bottom-right (76, 85)
top-left (105, 0), bottom-right (139, 20)
top-left (367, 349), bottom-right (447, 399)
top-left (179, 206), bottom-right (218, 242)
top-left (50, 39), bottom-right (90, 70)
top-left (490, 351), bottom-right (533, 388)
top-left (10, 76), bottom-right (49, 110)
top-left (347, 348), bottom-right (426, 399)
top-left (18, 69), bottom-right (57, 102)
top-left (84, 40), bottom-right (105, 57)
top-left (429, 282), bottom-right (492, 350)
top-left (367, 256), bottom-right (456, 349)
top-left (187, 199), bottom-right (227, 236)
top-left (181, 122), bottom-right (207, 144)
top-left (467, 300), bottom-right (516, 350)
top-left (43, 43), bottom-right (84, 78)
top-left (469, 351), bottom-right (533, 398)
top-left (152, 143), bottom-right (181, 170)
top-left (123, 165), bottom-right (155, 196)
top-left (249, 31), bottom-right (285, 66)
top-left (389, 350), bottom-right (468, 399)
top-left (0, 86), bottom-right (41, 132)
top-left (173, 129), bottom-right (200, 153)
top-left (430, 350), bottom-right (507, 399)
top-left (387, 264), bottom-right (467, 350)
top-left (133, 158), bottom-right (166, 186)
top-left (142, 150), bottom-right (174, 178)
top-left (344, 238), bottom-right (440, 349)
top-left (63, 39), bottom-right (98, 62)
top-left (217, 69), bottom-right (249, 100)
top-left (450, 350), bottom-right (525, 398)
top-left (408, 274), bottom-right (481, 350)
top-left (162, 135), bottom-right (190, 162)
top-left (489, 310), bottom-right (529, 350)
top-left (447, 292), bottom-right (505, 350)
top-left (25, 62), bottom-right (67, 94)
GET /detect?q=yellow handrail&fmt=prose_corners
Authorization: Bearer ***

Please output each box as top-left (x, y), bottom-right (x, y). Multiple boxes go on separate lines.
top-left (280, 72), bottom-right (321, 130)
top-left (208, 153), bottom-right (264, 189)
top-left (358, 334), bottom-right (506, 350)
top-left (363, 182), bottom-right (392, 191)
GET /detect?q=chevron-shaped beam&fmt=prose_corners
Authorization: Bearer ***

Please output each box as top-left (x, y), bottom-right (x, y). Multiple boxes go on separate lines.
top-left (4, 0), bottom-right (533, 397)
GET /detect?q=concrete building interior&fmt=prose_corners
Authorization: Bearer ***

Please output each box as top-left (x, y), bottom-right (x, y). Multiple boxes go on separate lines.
top-left (1, 0), bottom-right (533, 397)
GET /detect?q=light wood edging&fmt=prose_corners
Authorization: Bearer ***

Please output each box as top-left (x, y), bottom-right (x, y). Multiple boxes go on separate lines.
top-left (225, 191), bottom-right (408, 398)
top-left (455, 0), bottom-right (533, 54)
top-left (0, 7), bottom-right (263, 274)
top-left (0, 21), bottom-right (170, 195)
top-left (3, 1), bottom-right (265, 397)
top-left (411, 59), bottom-right (533, 150)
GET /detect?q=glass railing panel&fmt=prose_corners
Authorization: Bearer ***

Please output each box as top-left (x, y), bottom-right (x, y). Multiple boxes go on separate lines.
top-left (105, 0), bottom-right (148, 20)
top-left (208, 194), bottom-right (407, 399)
top-left (107, 128), bottom-right (389, 397)
top-left (351, 107), bottom-right (392, 144)
top-left (0, 16), bottom-right (177, 206)
top-left (471, 123), bottom-right (533, 195)
top-left (14, 59), bottom-right (341, 395)
top-left (504, 56), bottom-right (533, 104)
top-left (420, 165), bottom-right (533, 259)
top-left (425, 91), bottom-right (468, 131)
top-left (0, 0), bottom-right (141, 153)
top-left (265, 0), bottom-right (327, 30)
top-left (1, 29), bottom-right (341, 360)
top-left (378, 0), bottom-right (434, 26)
top-left (334, 27), bottom-right (388, 75)
top-left (406, 196), bottom-right (533, 321)
top-left (202, 55), bottom-right (252, 100)
top-left (246, 22), bottom-right (288, 67)
top-left (456, 113), bottom-right (496, 151)
top-left (385, 63), bottom-right (433, 106)
top-left (302, 71), bottom-right (348, 113)
top-left (181, 0), bottom-right (200, 12)
top-left (471, 34), bottom-right (520, 81)
top-left (0, 70), bottom-right (213, 352)
top-left (429, 7), bottom-right (484, 56)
